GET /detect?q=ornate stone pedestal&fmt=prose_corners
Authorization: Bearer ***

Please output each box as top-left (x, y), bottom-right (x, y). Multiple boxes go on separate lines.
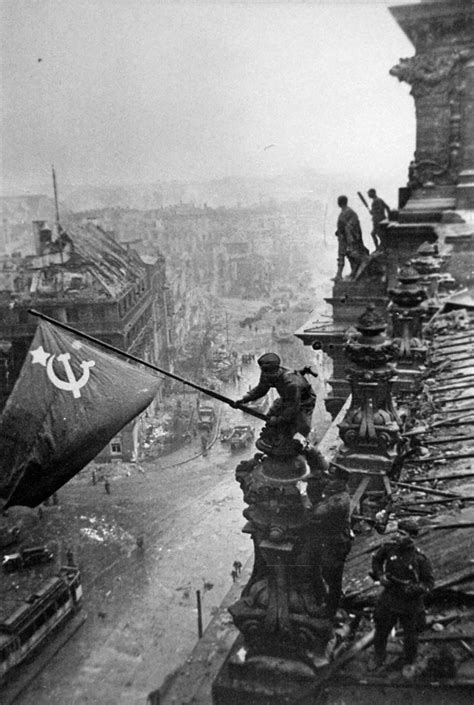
top-left (213, 436), bottom-right (334, 703)
top-left (295, 270), bottom-right (388, 419)
top-left (333, 305), bottom-right (402, 502)
top-left (213, 635), bottom-right (328, 705)
top-left (389, 266), bottom-right (429, 394)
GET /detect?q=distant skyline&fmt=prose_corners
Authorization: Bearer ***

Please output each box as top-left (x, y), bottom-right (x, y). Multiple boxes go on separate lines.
top-left (1, 0), bottom-right (418, 203)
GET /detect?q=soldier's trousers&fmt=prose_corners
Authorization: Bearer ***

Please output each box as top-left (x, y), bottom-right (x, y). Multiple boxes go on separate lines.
top-left (321, 559), bottom-right (345, 618)
top-left (269, 399), bottom-right (314, 437)
top-left (373, 601), bottom-right (423, 664)
top-left (321, 543), bottom-right (351, 618)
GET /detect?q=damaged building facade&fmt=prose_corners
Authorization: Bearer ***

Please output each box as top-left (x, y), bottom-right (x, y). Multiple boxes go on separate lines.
top-left (70, 200), bottom-right (322, 372)
top-left (0, 219), bottom-right (170, 462)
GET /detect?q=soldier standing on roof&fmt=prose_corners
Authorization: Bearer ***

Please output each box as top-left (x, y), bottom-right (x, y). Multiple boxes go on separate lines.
top-left (234, 353), bottom-right (316, 440)
top-left (334, 195), bottom-right (369, 280)
top-left (310, 465), bottom-right (352, 619)
top-left (369, 518), bottom-right (435, 674)
top-left (367, 188), bottom-right (390, 250)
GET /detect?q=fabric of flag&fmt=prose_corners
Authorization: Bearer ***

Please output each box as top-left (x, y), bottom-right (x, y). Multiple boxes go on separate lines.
top-left (0, 320), bottom-right (160, 508)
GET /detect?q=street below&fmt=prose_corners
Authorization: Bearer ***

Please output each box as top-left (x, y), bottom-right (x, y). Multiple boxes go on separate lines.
top-left (5, 296), bottom-right (331, 705)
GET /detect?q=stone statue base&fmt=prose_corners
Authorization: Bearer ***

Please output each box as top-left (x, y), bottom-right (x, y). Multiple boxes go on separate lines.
top-left (212, 635), bottom-right (332, 705)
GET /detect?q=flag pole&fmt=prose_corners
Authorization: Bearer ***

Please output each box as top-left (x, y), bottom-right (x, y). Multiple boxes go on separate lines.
top-left (27, 309), bottom-right (267, 422)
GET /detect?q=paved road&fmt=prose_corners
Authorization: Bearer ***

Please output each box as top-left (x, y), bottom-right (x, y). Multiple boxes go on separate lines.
top-left (11, 378), bottom-right (264, 705)
top-left (9, 304), bottom-right (331, 705)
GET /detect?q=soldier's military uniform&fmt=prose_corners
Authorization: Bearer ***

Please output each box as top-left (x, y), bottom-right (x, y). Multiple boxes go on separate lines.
top-left (371, 522), bottom-right (434, 667)
top-left (310, 475), bottom-right (352, 618)
top-left (335, 201), bottom-right (369, 279)
top-left (238, 353), bottom-right (316, 437)
top-left (368, 190), bottom-right (390, 249)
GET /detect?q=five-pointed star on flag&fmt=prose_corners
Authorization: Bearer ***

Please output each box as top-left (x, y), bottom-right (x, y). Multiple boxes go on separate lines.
top-left (30, 346), bottom-right (50, 366)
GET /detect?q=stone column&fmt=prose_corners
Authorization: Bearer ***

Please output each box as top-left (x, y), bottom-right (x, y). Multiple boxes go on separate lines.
top-left (456, 54), bottom-right (474, 209)
top-left (389, 0), bottom-right (474, 214)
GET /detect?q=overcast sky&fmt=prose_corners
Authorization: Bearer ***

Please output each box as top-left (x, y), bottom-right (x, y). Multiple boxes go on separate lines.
top-left (1, 0), bottom-right (417, 198)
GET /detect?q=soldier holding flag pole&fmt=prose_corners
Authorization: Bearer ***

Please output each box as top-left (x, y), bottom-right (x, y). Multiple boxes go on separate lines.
top-left (358, 189), bottom-right (390, 250)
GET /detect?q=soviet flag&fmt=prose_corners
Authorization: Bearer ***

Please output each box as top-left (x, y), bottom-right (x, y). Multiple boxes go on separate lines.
top-left (0, 320), bottom-right (160, 508)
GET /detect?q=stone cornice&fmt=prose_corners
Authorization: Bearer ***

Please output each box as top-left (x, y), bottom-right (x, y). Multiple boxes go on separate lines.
top-left (390, 1), bottom-right (474, 50)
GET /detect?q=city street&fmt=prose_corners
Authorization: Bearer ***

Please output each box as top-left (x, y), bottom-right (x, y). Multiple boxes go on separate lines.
top-left (5, 297), bottom-right (330, 705)
top-left (8, 408), bottom-right (260, 705)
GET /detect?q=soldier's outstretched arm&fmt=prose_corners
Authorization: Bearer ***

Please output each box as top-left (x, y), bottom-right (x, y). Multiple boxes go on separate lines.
top-left (239, 376), bottom-right (271, 404)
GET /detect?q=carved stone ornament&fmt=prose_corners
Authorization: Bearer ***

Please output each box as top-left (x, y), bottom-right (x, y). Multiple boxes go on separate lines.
top-left (391, 45), bottom-right (472, 186)
top-left (355, 303), bottom-right (387, 336)
top-left (389, 266), bottom-right (428, 362)
top-left (344, 305), bottom-right (398, 368)
top-left (338, 305), bottom-right (401, 454)
top-left (390, 50), bottom-right (463, 99)
top-left (410, 255), bottom-right (441, 276)
top-left (388, 266), bottom-right (428, 309)
top-left (338, 366), bottom-right (400, 453)
top-left (231, 453), bottom-right (333, 660)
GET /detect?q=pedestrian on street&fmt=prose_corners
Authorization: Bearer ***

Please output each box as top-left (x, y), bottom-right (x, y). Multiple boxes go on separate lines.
top-left (369, 518), bottom-right (435, 674)
top-left (91, 468), bottom-right (97, 485)
top-left (233, 560), bottom-right (242, 576)
top-left (231, 569), bottom-right (238, 583)
top-left (104, 478), bottom-right (111, 495)
top-left (37, 506), bottom-right (43, 520)
top-left (52, 492), bottom-right (59, 505)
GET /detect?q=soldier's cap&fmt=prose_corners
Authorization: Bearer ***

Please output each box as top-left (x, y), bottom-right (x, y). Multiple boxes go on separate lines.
top-left (258, 352), bottom-right (281, 368)
top-left (397, 518), bottom-right (419, 537)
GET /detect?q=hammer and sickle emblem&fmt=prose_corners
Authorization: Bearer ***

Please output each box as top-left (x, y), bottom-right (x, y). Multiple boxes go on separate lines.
top-left (46, 353), bottom-right (95, 399)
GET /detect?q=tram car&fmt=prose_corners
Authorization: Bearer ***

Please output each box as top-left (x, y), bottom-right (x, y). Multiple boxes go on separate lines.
top-left (0, 566), bottom-right (82, 680)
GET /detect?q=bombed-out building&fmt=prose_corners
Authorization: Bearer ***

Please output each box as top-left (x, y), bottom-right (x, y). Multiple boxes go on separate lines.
top-left (0, 219), bottom-right (170, 461)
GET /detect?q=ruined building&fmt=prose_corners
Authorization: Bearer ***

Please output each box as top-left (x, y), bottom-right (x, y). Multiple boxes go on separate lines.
top-left (69, 200), bottom-right (323, 371)
top-left (0, 219), bottom-right (170, 461)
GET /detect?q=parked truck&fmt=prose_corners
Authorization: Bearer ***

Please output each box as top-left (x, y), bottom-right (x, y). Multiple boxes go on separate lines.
top-left (196, 404), bottom-right (216, 433)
